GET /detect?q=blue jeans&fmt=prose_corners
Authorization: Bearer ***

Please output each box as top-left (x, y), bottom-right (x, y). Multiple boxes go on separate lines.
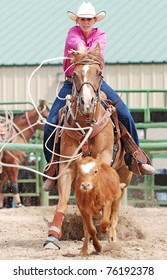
top-left (44, 80), bottom-right (139, 163)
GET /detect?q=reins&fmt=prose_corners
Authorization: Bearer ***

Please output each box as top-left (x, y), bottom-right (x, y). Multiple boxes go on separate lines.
top-left (74, 58), bottom-right (102, 92)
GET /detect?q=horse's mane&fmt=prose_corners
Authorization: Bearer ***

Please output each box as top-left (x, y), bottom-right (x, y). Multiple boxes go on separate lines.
top-left (14, 113), bottom-right (24, 120)
top-left (14, 113), bottom-right (26, 121)
top-left (72, 46), bottom-right (104, 69)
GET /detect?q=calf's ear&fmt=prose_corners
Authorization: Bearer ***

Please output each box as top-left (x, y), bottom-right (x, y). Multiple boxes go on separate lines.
top-left (120, 183), bottom-right (126, 190)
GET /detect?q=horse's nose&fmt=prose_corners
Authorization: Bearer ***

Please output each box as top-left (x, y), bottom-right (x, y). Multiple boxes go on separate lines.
top-left (85, 97), bottom-right (95, 112)
top-left (79, 95), bottom-right (95, 114)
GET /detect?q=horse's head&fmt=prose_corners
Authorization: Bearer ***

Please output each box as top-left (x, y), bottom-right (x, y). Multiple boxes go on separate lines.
top-left (36, 100), bottom-right (50, 130)
top-left (38, 100), bottom-right (50, 119)
top-left (72, 44), bottom-right (104, 115)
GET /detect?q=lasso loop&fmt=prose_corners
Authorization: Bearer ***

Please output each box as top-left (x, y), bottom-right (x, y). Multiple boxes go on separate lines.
top-left (0, 56), bottom-right (93, 179)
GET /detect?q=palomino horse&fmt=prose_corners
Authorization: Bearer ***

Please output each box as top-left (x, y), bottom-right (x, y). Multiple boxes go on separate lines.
top-left (44, 44), bottom-right (132, 249)
top-left (0, 100), bottom-right (49, 208)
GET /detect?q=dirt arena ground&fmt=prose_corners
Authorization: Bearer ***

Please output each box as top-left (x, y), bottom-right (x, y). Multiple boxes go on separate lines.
top-left (0, 205), bottom-right (167, 260)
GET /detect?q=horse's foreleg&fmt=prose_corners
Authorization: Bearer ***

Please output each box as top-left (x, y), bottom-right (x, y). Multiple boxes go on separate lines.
top-left (56, 167), bottom-right (73, 213)
top-left (0, 181), bottom-right (4, 209)
top-left (100, 148), bottom-right (113, 166)
top-left (116, 164), bottom-right (132, 186)
top-left (44, 167), bottom-right (74, 249)
top-left (0, 173), bottom-right (8, 208)
top-left (11, 183), bottom-right (21, 206)
top-left (0, 193), bottom-right (4, 208)
top-left (108, 199), bottom-right (121, 243)
top-left (8, 167), bottom-right (23, 208)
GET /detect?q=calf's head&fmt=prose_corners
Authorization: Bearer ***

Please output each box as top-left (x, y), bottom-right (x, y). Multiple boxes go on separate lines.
top-left (76, 156), bottom-right (100, 192)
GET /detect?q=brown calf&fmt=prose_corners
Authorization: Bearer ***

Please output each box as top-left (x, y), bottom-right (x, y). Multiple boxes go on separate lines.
top-left (75, 155), bottom-right (126, 256)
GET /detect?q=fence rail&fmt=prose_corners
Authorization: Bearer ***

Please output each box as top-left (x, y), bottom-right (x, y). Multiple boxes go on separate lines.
top-left (115, 89), bottom-right (167, 108)
top-left (1, 141), bottom-right (167, 152)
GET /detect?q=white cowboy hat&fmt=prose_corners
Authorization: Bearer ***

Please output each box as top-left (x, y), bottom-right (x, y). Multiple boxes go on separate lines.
top-left (67, 2), bottom-right (106, 22)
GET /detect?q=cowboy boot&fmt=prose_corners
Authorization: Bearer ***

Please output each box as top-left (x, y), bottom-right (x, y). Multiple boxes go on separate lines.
top-left (43, 124), bottom-right (61, 191)
top-left (120, 122), bottom-right (155, 175)
top-left (42, 154), bottom-right (59, 191)
top-left (43, 178), bottom-right (56, 191)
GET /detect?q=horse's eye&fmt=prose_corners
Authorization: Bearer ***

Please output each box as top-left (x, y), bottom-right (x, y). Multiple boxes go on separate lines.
top-left (73, 72), bottom-right (77, 78)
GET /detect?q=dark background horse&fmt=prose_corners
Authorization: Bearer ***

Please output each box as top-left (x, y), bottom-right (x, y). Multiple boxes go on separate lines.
top-left (0, 100), bottom-right (49, 208)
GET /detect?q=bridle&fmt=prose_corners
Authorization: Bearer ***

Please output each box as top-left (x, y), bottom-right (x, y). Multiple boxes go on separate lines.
top-left (72, 59), bottom-right (103, 95)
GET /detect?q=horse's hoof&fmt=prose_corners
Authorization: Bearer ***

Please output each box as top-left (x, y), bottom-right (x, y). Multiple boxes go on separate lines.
top-left (43, 235), bottom-right (60, 250)
top-left (15, 203), bottom-right (24, 208)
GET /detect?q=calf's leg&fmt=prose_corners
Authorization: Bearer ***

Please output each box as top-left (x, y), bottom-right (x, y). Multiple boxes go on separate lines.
top-left (80, 210), bottom-right (102, 255)
top-left (79, 219), bottom-right (90, 257)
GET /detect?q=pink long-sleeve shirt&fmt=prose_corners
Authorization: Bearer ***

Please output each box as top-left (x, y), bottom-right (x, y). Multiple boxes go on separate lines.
top-left (63, 26), bottom-right (106, 77)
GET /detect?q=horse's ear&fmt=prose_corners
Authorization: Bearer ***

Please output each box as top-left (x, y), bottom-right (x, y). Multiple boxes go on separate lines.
top-left (39, 99), bottom-right (45, 107)
top-left (38, 100), bottom-right (50, 114)
top-left (120, 183), bottom-right (127, 190)
top-left (39, 99), bottom-right (49, 109)
top-left (94, 43), bottom-right (101, 53)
